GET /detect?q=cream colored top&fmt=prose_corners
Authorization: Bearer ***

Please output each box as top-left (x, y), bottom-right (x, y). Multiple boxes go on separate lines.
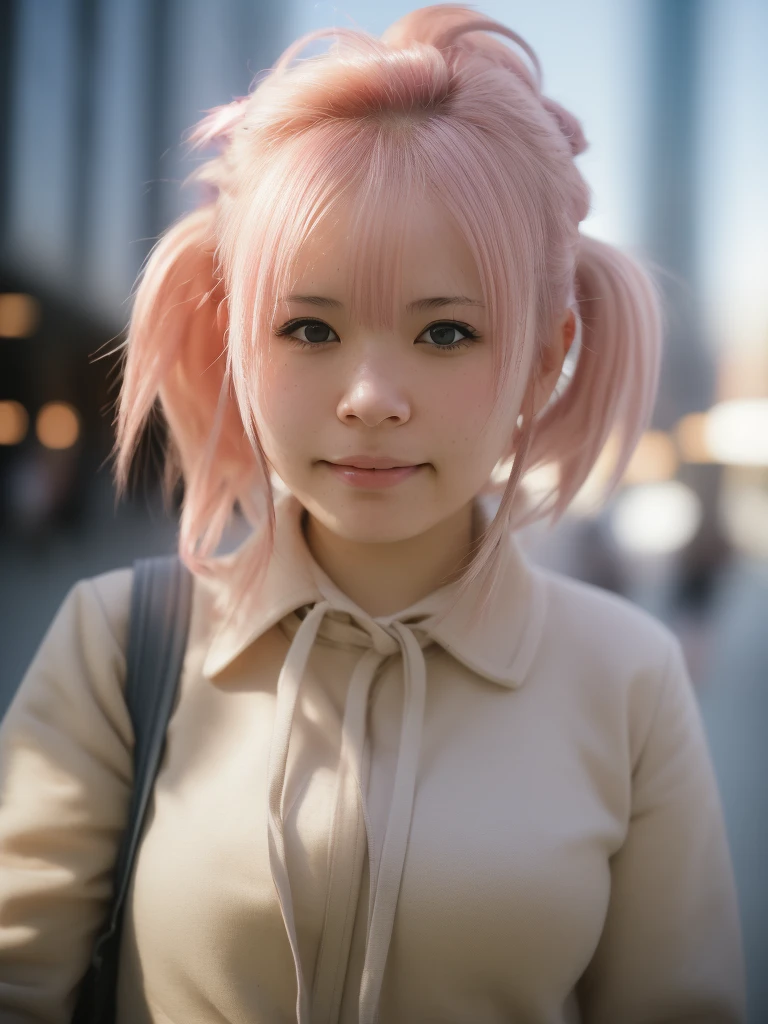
top-left (0, 487), bottom-right (746, 1023)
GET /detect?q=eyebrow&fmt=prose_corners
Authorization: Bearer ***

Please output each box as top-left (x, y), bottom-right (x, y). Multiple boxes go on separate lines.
top-left (283, 294), bottom-right (485, 313)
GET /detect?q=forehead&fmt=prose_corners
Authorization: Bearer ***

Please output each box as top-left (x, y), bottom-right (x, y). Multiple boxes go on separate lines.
top-left (283, 193), bottom-right (483, 322)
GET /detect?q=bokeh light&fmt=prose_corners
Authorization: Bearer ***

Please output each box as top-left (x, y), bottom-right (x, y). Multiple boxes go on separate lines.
top-left (676, 413), bottom-right (713, 463)
top-left (623, 430), bottom-right (678, 484)
top-left (706, 399), bottom-right (768, 466)
top-left (0, 401), bottom-right (29, 445)
top-left (0, 294), bottom-right (40, 338)
top-left (35, 402), bottom-right (81, 450)
top-left (610, 481), bottom-right (703, 555)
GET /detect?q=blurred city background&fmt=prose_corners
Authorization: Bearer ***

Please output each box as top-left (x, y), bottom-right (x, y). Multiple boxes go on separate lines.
top-left (0, 0), bottom-right (765, 1016)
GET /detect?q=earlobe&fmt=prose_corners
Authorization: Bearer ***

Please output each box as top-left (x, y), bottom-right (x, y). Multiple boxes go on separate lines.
top-left (541, 309), bottom-right (575, 378)
top-left (513, 308), bottom-right (577, 451)
top-left (563, 308), bottom-right (577, 357)
top-left (524, 309), bottom-right (575, 424)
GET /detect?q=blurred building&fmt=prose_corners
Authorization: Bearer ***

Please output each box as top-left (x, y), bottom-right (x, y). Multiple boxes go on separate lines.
top-left (0, 0), bottom-right (289, 540)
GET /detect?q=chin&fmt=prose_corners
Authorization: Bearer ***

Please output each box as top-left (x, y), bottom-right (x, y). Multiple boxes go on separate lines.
top-left (313, 502), bottom-right (438, 545)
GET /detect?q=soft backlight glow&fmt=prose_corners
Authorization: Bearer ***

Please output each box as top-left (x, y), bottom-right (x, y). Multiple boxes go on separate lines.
top-left (490, 457), bottom-right (514, 486)
top-left (0, 401), bottom-right (29, 445)
top-left (523, 462), bottom-right (560, 495)
top-left (493, 460), bottom-right (560, 496)
top-left (36, 402), bottom-right (81, 450)
top-left (610, 481), bottom-right (702, 555)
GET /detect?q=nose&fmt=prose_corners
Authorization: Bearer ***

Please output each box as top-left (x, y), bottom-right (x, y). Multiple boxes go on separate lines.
top-left (336, 359), bottom-right (411, 427)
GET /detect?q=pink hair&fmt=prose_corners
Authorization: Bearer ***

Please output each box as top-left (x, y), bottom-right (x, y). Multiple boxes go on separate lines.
top-left (113, 4), bottom-right (662, 625)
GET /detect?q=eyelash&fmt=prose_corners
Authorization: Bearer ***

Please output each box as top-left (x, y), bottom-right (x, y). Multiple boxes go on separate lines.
top-left (273, 317), bottom-right (481, 354)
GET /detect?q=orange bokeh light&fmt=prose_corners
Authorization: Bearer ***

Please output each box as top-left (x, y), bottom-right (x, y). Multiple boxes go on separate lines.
top-left (623, 431), bottom-right (678, 484)
top-left (36, 402), bottom-right (81, 450)
top-left (0, 401), bottom-right (29, 445)
top-left (0, 293), bottom-right (40, 338)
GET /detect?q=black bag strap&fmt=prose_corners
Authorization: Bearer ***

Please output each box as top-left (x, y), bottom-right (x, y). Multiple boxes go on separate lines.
top-left (71, 555), bottom-right (194, 1024)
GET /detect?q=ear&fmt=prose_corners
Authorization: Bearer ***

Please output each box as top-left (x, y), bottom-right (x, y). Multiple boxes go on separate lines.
top-left (529, 307), bottom-right (576, 419)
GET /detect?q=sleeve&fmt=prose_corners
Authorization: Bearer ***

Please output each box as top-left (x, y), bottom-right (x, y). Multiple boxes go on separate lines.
top-left (0, 574), bottom-right (134, 1024)
top-left (577, 634), bottom-right (747, 1023)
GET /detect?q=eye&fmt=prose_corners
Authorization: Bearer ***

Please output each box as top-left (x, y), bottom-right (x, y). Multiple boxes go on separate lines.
top-left (273, 317), bottom-right (480, 353)
top-left (274, 318), bottom-right (340, 349)
top-left (416, 321), bottom-right (480, 353)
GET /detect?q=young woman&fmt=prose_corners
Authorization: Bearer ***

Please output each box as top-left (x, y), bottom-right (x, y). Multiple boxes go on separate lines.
top-left (0, 5), bottom-right (746, 1022)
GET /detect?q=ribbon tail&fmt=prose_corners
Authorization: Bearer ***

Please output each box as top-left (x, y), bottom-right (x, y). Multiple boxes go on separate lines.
top-left (266, 600), bottom-right (330, 1024)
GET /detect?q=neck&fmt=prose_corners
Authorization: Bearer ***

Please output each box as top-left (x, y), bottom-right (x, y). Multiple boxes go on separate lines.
top-left (302, 500), bottom-right (480, 618)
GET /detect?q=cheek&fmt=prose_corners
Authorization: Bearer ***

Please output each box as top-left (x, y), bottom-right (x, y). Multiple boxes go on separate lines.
top-left (426, 365), bottom-right (514, 489)
top-left (256, 359), bottom-right (320, 456)
top-left (427, 366), bottom-right (497, 449)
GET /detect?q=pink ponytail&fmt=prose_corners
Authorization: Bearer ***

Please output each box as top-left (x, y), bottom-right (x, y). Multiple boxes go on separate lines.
top-left (526, 234), bottom-right (663, 517)
top-left (113, 206), bottom-right (272, 583)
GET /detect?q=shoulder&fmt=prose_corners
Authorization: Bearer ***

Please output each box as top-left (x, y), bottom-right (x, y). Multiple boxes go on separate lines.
top-left (74, 558), bottom-right (207, 651)
top-left (64, 566), bottom-right (136, 656)
top-left (73, 560), bottom-right (217, 675)
top-left (2, 568), bottom-right (138, 746)
top-left (528, 565), bottom-right (691, 771)
top-left (533, 563), bottom-right (681, 681)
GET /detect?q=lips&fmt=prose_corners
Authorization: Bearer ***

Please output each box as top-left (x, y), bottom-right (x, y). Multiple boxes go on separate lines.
top-left (322, 461), bottom-right (425, 489)
top-left (325, 457), bottom-right (422, 470)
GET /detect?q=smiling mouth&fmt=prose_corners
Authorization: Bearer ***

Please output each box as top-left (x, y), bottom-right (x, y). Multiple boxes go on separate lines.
top-left (321, 460), bottom-right (427, 470)
top-left (320, 461), bottom-right (427, 488)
